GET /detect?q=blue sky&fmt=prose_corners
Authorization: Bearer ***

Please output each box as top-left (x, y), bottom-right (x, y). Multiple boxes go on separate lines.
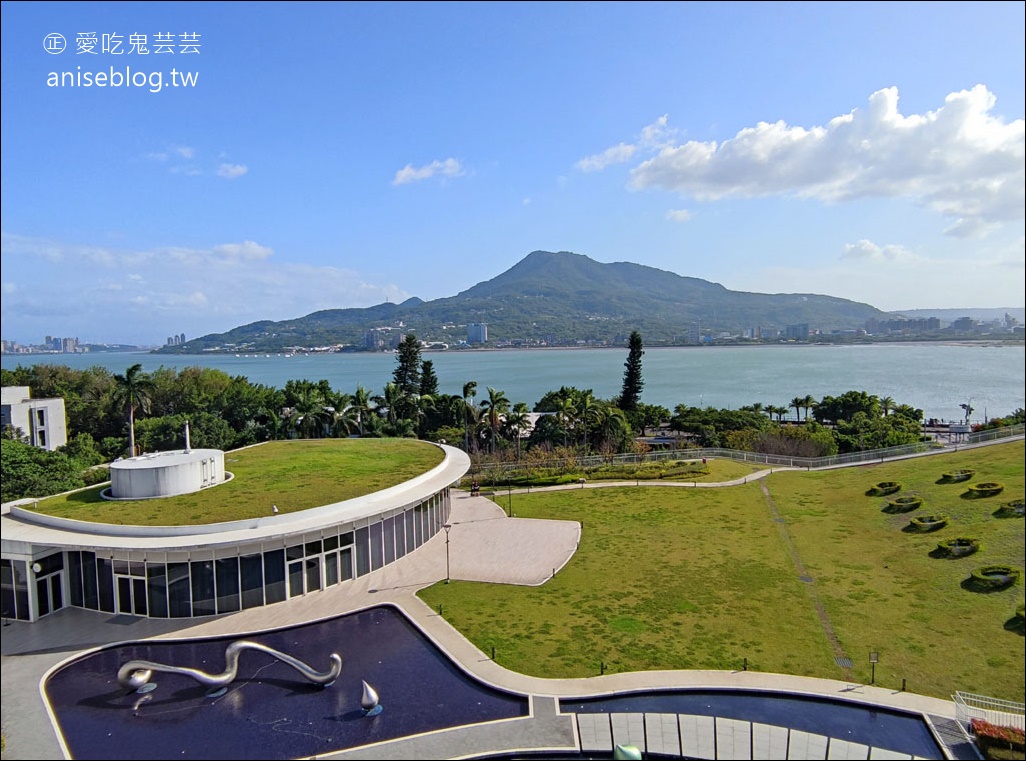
top-left (2, 1), bottom-right (1023, 346)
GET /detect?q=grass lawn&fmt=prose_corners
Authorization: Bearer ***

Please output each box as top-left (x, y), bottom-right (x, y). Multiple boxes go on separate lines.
top-left (29, 439), bottom-right (444, 525)
top-left (465, 455), bottom-right (767, 488)
top-left (419, 440), bottom-right (1025, 702)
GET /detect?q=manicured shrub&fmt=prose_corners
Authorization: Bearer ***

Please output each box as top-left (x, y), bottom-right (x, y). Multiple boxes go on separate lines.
top-left (966, 482), bottom-right (1005, 498)
top-left (909, 514), bottom-right (948, 532)
top-left (884, 495), bottom-right (923, 513)
top-left (970, 565), bottom-right (1020, 590)
top-left (941, 469), bottom-right (976, 483)
top-left (936, 537), bottom-right (980, 557)
top-left (868, 481), bottom-right (901, 496)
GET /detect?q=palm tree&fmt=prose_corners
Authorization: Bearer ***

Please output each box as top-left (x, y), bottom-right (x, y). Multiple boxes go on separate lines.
top-left (790, 397), bottom-right (804, 423)
top-left (111, 363), bottom-right (155, 456)
top-left (502, 402), bottom-right (532, 461)
top-left (413, 392), bottom-right (436, 438)
top-left (329, 392), bottom-right (361, 437)
top-left (801, 394), bottom-right (816, 422)
top-left (556, 395), bottom-right (577, 448)
top-left (880, 396), bottom-right (895, 417)
top-left (290, 386), bottom-right (331, 439)
top-left (349, 385), bottom-right (375, 436)
top-left (597, 405), bottom-right (630, 453)
top-left (479, 387), bottom-right (510, 453)
top-left (376, 382), bottom-right (406, 427)
top-left (576, 390), bottom-right (603, 452)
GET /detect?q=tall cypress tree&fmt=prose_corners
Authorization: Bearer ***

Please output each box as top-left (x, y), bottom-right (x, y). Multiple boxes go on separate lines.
top-left (392, 334), bottom-right (422, 423)
top-left (392, 334), bottom-right (422, 396)
top-left (618, 331), bottom-right (644, 412)
top-left (420, 359), bottom-right (439, 396)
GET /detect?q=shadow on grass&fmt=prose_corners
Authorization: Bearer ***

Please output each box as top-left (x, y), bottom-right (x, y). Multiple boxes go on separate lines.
top-left (929, 546), bottom-right (980, 560)
top-left (960, 577), bottom-right (1018, 594)
top-left (1003, 617), bottom-right (1026, 636)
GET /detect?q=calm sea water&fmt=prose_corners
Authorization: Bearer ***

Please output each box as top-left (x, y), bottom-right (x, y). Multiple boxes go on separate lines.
top-left (3, 343), bottom-right (1023, 424)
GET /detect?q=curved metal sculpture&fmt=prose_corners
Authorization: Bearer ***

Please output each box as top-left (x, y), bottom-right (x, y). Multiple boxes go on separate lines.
top-left (117, 640), bottom-right (342, 691)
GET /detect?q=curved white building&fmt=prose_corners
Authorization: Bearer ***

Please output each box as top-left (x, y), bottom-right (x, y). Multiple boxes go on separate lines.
top-left (0, 442), bottom-right (469, 623)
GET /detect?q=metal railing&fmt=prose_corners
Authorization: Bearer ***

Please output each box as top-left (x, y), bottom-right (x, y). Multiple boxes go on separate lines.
top-left (954, 691), bottom-right (1025, 732)
top-left (466, 424), bottom-right (1023, 478)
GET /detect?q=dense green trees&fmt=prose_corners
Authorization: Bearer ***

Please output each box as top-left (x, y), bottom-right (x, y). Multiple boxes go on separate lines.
top-left (6, 329), bottom-right (1014, 503)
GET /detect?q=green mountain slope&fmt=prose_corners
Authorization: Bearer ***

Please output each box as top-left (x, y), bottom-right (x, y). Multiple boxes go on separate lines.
top-left (159, 250), bottom-right (889, 353)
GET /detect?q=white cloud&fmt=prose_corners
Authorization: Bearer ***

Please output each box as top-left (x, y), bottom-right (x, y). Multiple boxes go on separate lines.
top-left (576, 115), bottom-right (679, 173)
top-left (576, 143), bottom-right (637, 172)
top-left (217, 163), bottom-right (249, 179)
top-left (173, 145), bottom-right (196, 159)
top-left (392, 158), bottom-right (465, 185)
top-left (0, 232), bottom-right (413, 343)
top-left (212, 240), bottom-right (273, 260)
top-left (724, 236), bottom-right (1023, 311)
top-left (639, 114), bottom-right (677, 148)
top-left (840, 239), bottom-right (921, 263)
top-left (665, 209), bottom-right (692, 223)
top-left (628, 85), bottom-right (1024, 237)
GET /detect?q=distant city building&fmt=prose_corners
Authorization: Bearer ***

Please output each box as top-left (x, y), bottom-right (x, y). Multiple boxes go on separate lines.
top-left (865, 317), bottom-right (941, 335)
top-left (784, 323), bottom-right (809, 340)
top-left (949, 316), bottom-right (978, 334)
top-left (362, 330), bottom-right (383, 350)
top-left (467, 323), bottom-right (488, 344)
top-left (1, 386), bottom-right (68, 451)
top-left (166, 333), bottom-right (188, 346)
top-left (687, 323), bottom-right (701, 344)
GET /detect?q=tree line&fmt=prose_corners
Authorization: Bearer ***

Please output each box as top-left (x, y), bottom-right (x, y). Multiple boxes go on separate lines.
top-left (2, 330), bottom-right (1022, 502)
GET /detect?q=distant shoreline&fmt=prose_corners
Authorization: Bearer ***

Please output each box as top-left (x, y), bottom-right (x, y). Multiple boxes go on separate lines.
top-left (2, 337), bottom-right (1023, 359)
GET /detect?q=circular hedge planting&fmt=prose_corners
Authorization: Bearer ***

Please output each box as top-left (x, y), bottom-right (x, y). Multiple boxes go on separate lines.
top-left (970, 565), bottom-right (1020, 590)
top-left (994, 498), bottom-right (1025, 518)
top-left (868, 481), bottom-right (901, 496)
top-left (910, 514), bottom-right (948, 532)
top-left (941, 469), bottom-right (976, 483)
top-left (966, 482), bottom-right (1005, 498)
top-left (885, 495), bottom-right (923, 513)
top-left (937, 537), bottom-right (980, 557)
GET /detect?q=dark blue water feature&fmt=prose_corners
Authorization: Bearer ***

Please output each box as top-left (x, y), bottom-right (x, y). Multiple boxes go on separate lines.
top-left (560, 690), bottom-right (942, 758)
top-left (44, 605), bottom-right (529, 760)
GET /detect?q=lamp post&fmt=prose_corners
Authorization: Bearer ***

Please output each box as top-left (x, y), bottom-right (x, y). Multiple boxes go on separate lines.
top-left (443, 524), bottom-right (452, 583)
top-left (869, 651), bottom-right (879, 685)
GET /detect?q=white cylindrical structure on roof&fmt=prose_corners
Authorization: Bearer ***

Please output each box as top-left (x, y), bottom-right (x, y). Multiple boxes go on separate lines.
top-left (109, 448), bottom-right (226, 499)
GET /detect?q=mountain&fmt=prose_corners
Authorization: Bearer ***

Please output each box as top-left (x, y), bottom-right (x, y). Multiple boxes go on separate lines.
top-left (890, 307), bottom-right (1025, 323)
top-left (158, 250), bottom-right (891, 353)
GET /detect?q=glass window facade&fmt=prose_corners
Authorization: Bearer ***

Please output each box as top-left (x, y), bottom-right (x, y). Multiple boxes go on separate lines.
top-left (20, 486), bottom-right (451, 622)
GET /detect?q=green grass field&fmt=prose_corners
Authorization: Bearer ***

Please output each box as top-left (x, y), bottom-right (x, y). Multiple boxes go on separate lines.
top-left (29, 439), bottom-right (443, 525)
top-left (420, 440), bottom-right (1025, 702)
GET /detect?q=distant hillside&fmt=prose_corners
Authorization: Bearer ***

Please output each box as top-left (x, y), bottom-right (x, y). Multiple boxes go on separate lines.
top-left (158, 250), bottom-right (891, 353)
top-left (890, 307), bottom-right (1025, 323)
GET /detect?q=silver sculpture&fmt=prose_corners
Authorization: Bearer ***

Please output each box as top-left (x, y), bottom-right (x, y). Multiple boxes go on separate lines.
top-left (361, 679), bottom-right (382, 715)
top-left (118, 640), bottom-right (342, 691)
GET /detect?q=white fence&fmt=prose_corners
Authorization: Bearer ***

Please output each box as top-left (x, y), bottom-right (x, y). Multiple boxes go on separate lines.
top-left (470, 424), bottom-right (1024, 477)
top-left (954, 691), bottom-right (1026, 732)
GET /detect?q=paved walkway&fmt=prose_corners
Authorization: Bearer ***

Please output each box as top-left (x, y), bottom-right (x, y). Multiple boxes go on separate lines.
top-left (0, 487), bottom-right (974, 760)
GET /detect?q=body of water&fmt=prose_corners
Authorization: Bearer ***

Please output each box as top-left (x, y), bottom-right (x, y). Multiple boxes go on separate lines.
top-left (3, 343), bottom-right (1023, 424)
